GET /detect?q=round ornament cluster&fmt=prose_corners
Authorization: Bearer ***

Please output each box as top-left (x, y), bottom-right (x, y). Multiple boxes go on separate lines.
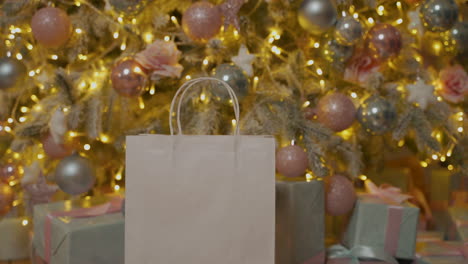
top-left (0, 57), bottom-right (26, 90)
top-left (213, 64), bottom-right (249, 100)
top-left (111, 58), bottom-right (148, 97)
top-left (276, 145), bottom-right (309, 178)
top-left (325, 174), bottom-right (356, 216)
top-left (420, 0), bottom-right (459, 32)
top-left (182, 2), bottom-right (223, 42)
top-left (316, 93), bottom-right (356, 132)
top-left (31, 7), bottom-right (72, 48)
top-left (298, 0), bottom-right (337, 35)
top-left (366, 24), bottom-right (402, 60)
top-left (357, 96), bottom-right (397, 134)
top-left (55, 153), bottom-right (96, 195)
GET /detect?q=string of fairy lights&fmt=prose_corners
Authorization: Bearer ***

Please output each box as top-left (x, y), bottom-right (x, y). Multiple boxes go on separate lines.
top-left (0, 0), bottom-right (465, 195)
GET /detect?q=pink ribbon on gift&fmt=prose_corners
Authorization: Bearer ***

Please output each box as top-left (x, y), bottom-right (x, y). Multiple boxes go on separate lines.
top-left (364, 180), bottom-right (413, 205)
top-left (43, 196), bottom-right (123, 263)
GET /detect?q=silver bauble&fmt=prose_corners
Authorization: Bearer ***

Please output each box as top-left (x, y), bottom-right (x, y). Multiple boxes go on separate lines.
top-left (420, 0), bottom-right (459, 32)
top-left (298, 0), bottom-right (337, 35)
top-left (451, 22), bottom-right (468, 54)
top-left (335, 17), bottom-right (363, 46)
top-left (109, 0), bottom-right (146, 14)
top-left (0, 57), bottom-right (26, 90)
top-left (55, 154), bottom-right (96, 195)
top-left (357, 96), bottom-right (397, 135)
top-left (213, 64), bottom-right (249, 100)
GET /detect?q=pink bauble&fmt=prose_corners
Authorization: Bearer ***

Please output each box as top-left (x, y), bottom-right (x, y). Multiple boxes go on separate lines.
top-left (366, 24), bottom-right (402, 60)
top-left (111, 58), bottom-right (147, 97)
top-left (276, 145), bottom-right (309, 178)
top-left (0, 163), bottom-right (18, 183)
top-left (31, 7), bottom-right (72, 48)
top-left (42, 133), bottom-right (72, 159)
top-left (0, 182), bottom-right (14, 217)
top-left (325, 174), bottom-right (356, 216)
top-left (182, 2), bottom-right (222, 42)
top-left (316, 93), bottom-right (356, 132)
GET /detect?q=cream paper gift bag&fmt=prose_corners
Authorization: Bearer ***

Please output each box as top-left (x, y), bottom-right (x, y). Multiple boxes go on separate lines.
top-left (125, 77), bottom-right (275, 264)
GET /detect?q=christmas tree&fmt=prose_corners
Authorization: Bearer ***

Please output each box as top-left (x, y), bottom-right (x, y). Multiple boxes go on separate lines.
top-left (0, 0), bottom-right (467, 231)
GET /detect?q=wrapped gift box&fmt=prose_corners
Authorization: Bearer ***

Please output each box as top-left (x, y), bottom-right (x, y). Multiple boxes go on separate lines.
top-left (275, 180), bottom-right (325, 264)
top-left (342, 195), bottom-right (420, 260)
top-left (413, 241), bottom-right (467, 264)
top-left (33, 196), bottom-right (124, 264)
top-left (447, 207), bottom-right (468, 241)
top-left (0, 217), bottom-right (31, 261)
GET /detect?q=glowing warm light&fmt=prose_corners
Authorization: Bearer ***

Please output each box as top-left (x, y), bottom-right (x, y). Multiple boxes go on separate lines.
top-left (8, 34), bottom-right (14, 40)
top-left (16, 53), bottom-right (23, 60)
top-left (302, 101), bottom-right (311, 107)
top-left (353, 13), bottom-right (359, 19)
top-left (7, 118), bottom-right (13, 124)
top-left (22, 219), bottom-right (28, 226)
top-left (396, 1), bottom-right (402, 8)
top-left (139, 97), bottom-right (145, 109)
top-left (359, 175), bottom-right (367, 181)
top-left (51, 54), bottom-right (58, 60)
top-left (90, 82), bottom-right (98, 89)
top-left (117, 17), bottom-right (123, 23)
top-left (149, 86), bottom-right (155, 95)
top-left (171, 16), bottom-right (178, 24)
top-left (75, 28), bottom-right (83, 34)
top-left (26, 44), bottom-right (33, 50)
top-left (131, 18), bottom-right (137, 24)
top-left (447, 150), bottom-right (452, 157)
top-left (377, 5), bottom-right (384, 15)
top-left (29, 71), bottom-right (35, 77)
top-left (341, 11), bottom-right (347, 17)
top-left (120, 43), bottom-right (126, 51)
top-left (316, 68), bottom-right (323, 75)
top-left (114, 185), bottom-right (120, 191)
top-left (78, 54), bottom-right (88, 60)
top-left (437, 96), bottom-right (443, 102)
top-left (448, 164), bottom-right (454, 171)
top-left (396, 18), bottom-right (403, 24)
top-left (440, 156), bottom-right (446, 162)
top-left (368, 17), bottom-right (375, 24)
top-left (432, 154), bottom-right (438, 160)
top-left (313, 42), bottom-right (320, 48)
top-left (113, 32), bottom-right (119, 39)
top-left (398, 140), bottom-right (405, 147)
top-left (84, 144), bottom-right (91, 150)
top-left (19, 117), bottom-right (26, 123)
top-left (185, 75), bottom-right (192, 80)
top-left (458, 127), bottom-right (464, 133)
top-left (143, 32), bottom-right (154, 43)
top-left (420, 161), bottom-right (428, 167)
top-left (200, 93), bottom-right (206, 101)
top-left (164, 36), bottom-right (170, 41)
top-left (100, 134), bottom-right (110, 143)
top-left (37, 154), bottom-right (44, 159)
top-left (115, 172), bottom-right (122, 181)
top-left (350, 92), bottom-right (357, 98)
top-left (307, 60), bottom-right (314, 66)
top-left (203, 58), bottom-right (209, 65)
top-left (271, 46), bottom-right (281, 55)
top-left (4, 126), bottom-right (11, 132)
top-left (232, 119), bottom-right (237, 126)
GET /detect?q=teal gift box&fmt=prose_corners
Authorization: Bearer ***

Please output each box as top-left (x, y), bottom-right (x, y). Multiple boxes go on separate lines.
top-left (32, 196), bottom-right (124, 264)
top-left (275, 180), bottom-right (325, 264)
top-left (342, 195), bottom-right (420, 260)
top-left (447, 207), bottom-right (468, 241)
top-left (413, 241), bottom-right (467, 264)
top-left (0, 217), bottom-right (31, 261)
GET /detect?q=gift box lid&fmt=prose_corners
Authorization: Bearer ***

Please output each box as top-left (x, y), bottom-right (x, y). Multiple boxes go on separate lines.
top-left (33, 196), bottom-right (124, 261)
top-left (0, 217), bottom-right (31, 260)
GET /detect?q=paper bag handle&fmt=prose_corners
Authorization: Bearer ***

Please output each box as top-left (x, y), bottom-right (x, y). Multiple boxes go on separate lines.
top-left (169, 77), bottom-right (241, 135)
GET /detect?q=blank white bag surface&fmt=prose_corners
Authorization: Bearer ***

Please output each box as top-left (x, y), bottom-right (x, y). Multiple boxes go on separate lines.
top-left (125, 134), bottom-right (275, 264)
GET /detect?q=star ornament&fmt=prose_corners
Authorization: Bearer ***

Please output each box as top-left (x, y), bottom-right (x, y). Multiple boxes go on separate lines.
top-left (232, 45), bottom-right (255, 76)
top-left (406, 79), bottom-right (437, 109)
